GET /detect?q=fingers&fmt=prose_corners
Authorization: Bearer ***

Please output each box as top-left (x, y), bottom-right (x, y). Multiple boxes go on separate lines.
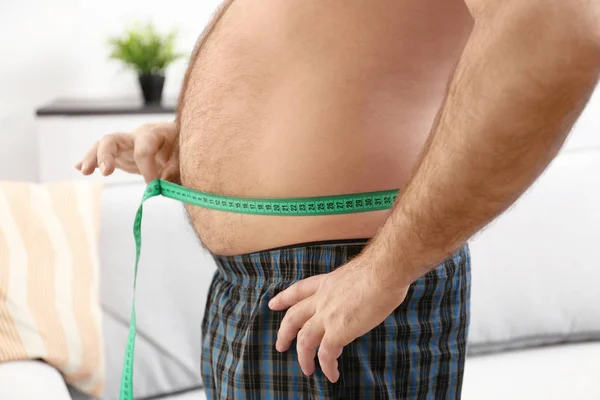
top-left (78, 142), bottom-right (99, 175)
top-left (159, 139), bottom-right (180, 182)
top-left (75, 133), bottom-right (128, 176)
top-left (276, 298), bottom-right (315, 352)
top-left (269, 275), bottom-right (322, 311)
top-left (133, 132), bottom-right (164, 183)
top-left (75, 121), bottom-right (178, 181)
top-left (160, 157), bottom-right (180, 182)
top-left (318, 335), bottom-right (343, 383)
top-left (96, 134), bottom-right (125, 176)
top-left (293, 317), bottom-right (343, 382)
top-left (296, 318), bottom-right (324, 376)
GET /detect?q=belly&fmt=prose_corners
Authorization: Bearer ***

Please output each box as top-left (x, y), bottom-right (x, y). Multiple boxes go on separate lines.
top-left (179, 0), bottom-right (473, 255)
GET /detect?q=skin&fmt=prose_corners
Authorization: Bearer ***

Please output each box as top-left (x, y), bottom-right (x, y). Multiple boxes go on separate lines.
top-left (78, 0), bottom-right (600, 385)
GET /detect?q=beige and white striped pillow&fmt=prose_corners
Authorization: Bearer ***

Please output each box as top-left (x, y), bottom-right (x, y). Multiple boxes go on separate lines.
top-left (0, 181), bottom-right (105, 397)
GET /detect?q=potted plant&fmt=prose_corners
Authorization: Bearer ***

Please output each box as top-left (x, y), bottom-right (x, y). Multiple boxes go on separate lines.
top-left (108, 23), bottom-right (184, 105)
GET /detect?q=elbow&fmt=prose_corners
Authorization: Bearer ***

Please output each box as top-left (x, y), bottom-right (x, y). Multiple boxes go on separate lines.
top-left (548, 1), bottom-right (600, 53)
top-left (562, 4), bottom-right (600, 72)
top-left (554, 1), bottom-right (600, 73)
top-left (482, 0), bottom-right (600, 70)
top-left (544, 1), bottom-right (600, 78)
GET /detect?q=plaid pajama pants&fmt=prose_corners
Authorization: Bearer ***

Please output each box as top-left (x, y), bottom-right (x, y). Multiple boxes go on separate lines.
top-left (201, 239), bottom-right (471, 399)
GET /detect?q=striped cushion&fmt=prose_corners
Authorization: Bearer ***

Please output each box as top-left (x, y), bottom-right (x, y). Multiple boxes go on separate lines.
top-left (0, 181), bottom-right (104, 397)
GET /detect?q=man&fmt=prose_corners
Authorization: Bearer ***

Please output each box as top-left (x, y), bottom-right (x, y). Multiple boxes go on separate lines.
top-left (77, 0), bottom-right (600, 398)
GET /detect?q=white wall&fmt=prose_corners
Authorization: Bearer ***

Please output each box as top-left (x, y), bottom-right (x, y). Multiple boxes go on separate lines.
top-left (0, 1), bottom-right (598, 181)
top-left (0, 0), bottom-right (222, 181)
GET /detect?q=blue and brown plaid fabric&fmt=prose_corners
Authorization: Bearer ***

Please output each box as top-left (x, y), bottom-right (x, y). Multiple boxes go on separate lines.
top-left (201, 239), bottom-right (471, 399)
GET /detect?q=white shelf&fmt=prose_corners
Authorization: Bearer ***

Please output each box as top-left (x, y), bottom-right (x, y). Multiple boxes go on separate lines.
top-left (36, 113), bottom-right (174, 185)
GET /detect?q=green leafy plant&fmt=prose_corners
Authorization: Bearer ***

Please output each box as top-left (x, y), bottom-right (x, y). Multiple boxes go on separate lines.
top-left (108, 22), bottom-right (184, 76)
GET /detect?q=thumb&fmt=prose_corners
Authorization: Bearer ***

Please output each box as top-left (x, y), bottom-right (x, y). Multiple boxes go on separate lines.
top-left (160, 156), bottom-right (181, 183)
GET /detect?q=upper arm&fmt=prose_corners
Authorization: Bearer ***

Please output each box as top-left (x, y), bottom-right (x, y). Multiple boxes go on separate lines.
top-left (464, 0), bottom-right (600, 34)
top-left (463, 0), bottom-right (600, 68)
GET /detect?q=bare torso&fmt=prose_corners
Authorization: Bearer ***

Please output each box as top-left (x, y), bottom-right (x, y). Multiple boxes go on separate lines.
top-left (180, 0), bottom-right (474, 255)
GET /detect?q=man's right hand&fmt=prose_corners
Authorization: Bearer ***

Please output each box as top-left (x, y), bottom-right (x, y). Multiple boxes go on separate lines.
top-left (75, 121), bottom-right (180, 183)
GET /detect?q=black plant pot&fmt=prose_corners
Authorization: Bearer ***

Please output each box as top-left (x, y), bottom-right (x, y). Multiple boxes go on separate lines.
top-left (138, 74), bottom-right (165, 105)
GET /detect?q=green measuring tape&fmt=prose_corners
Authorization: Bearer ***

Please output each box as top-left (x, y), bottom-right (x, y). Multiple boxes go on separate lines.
top-left (120, 179), bottom-right (399, 399)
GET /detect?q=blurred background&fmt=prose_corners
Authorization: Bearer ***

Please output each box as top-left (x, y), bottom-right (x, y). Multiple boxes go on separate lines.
top-left (1, 0), bottom-right (599, 183)
top-left (0, 0), bottom-right (222, 181)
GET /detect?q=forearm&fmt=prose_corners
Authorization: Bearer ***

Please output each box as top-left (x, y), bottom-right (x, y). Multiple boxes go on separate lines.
top-left (175, 0), bottom-right (234, 130)
top-left (370, 0), bottom-right (600, 284)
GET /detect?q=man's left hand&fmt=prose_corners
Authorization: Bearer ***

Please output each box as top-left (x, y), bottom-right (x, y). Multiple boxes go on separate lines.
top-left (268, 249), bottom-right (410, 383)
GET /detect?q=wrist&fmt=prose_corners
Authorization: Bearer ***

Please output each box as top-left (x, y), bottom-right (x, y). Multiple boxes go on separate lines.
top-left (362, 229), bottom-right (414, 291)
top-left (364, 209), bottom-right (449, 288)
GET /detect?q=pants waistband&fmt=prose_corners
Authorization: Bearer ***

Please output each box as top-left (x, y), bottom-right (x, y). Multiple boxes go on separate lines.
top-left (211, 238), bottom-right (371, 284)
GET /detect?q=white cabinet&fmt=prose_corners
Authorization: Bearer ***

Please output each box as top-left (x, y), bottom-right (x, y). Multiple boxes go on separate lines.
top-left (36, 99), bottom-right (175, 185)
